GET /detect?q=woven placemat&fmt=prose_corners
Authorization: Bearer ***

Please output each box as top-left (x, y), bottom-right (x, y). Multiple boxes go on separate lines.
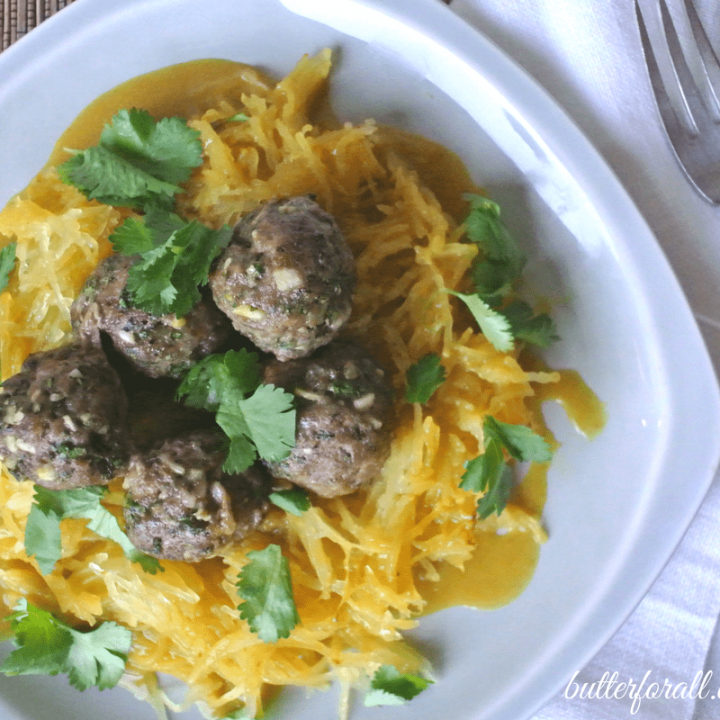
top-left (1, 0), bottom-right (76, 51)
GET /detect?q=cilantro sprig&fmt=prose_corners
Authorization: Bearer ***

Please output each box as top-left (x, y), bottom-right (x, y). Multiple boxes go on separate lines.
top-left (0, 599), bottom-right (132, 691)
top-left (176, 349), bottom-right (296, 474)
top-left (364, 665), bottom-right (433, 706)
top-left (460, 416), bottom-right (553, 518)
top-left (24, 485), bottom-right (162, 576)
top-left (405, 352), bottom-right (446, 404)
top-left (456, 194), bottom-right (559, 351)
top-left (59, 108), bottom-right (231, 318)
top-left (236, 544), bottom-right (300, 642)
top-left (464, 194), bottom-right (525, 296)
top-left (110, 208), bottom-right (231, 317)
top-left (58, 108), bottom-right (202, 212)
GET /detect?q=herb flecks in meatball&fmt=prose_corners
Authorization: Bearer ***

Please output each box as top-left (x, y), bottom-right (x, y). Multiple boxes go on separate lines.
top-left (71, 254), bottom-right (232, 379)
top-left (0, 343), bottom-right (130, 489)
top-left (209, 196), bottom-right (356, 361)
top-left (262, 343), bottom-right (394, 498)
top-left (123, 430), bottom-right (270, 562)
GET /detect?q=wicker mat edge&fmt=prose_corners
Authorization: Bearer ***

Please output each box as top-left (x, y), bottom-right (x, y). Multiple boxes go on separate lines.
top-left (1, 0), bottom-right (76, 51)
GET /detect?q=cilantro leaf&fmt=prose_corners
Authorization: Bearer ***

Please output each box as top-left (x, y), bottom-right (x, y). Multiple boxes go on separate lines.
top-left (1, 599), bottom-right (132, 691)
top-left (108, 215), bottom-right (159, 255)
top-left (236, 545), bottom-right (300, 642)
top-left (0, 241), bottom-right (17, 293)
top-left (178, 351), bottom-right (296, 474)
top-left (0, 600), bottom-right (69, 676)
top-left (269, 487), bottom-right (311, 516)
top-left (216, 384), bottom-right (295, 473)
top-left (100, 109), bottom-right (202, 185)
top-left (177, 349), bottom-right (261, 411)
top-left (58, 109), bottom-right (202, 212)
top-left (25, 485), bottom-right (162, 575)
top-left (470, 257), bottom-right (524, 299)
top-left (364, 665), bottom-right (433, 707)
top-left (460, 444), bottom-right (514, 519)
top-left (23, 491), bottom-right (63, 575)
top-left (59, 146), bottom-right (179, 211)
top-left (447, 290), bottom-right (514, 352)
top-left (501, 300), bottom-right (559, 349)
top-left (65, 620), bottom-right (133, 691)
top-left (463, 194), bottom-right (525, 276)
top-left (460, 416), bottom-right (552, 518)
top-left (483, 416), bottom-right (553, 463)
top-left (460, 196), bottom-right (559, 349)
top-left (111, 208), bottom-right (232, 317)
top-left (223, 434), bottom-right (258, 475)
top-left (236, 384), bottom-right (296, 462)
top-left (405, 352), bottom-right (446, 404)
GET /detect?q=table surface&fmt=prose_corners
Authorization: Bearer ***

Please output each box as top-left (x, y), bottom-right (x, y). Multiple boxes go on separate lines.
top-left (2, 0), bottom-right (75, 50)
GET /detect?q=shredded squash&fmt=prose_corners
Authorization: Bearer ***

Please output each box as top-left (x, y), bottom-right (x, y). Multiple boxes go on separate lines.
top-left (0, 50), bottom-right (559, 718)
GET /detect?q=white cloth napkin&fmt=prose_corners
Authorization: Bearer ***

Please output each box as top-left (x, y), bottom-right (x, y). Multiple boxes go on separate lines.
top-left (447, 1), bottom-right (720, 718)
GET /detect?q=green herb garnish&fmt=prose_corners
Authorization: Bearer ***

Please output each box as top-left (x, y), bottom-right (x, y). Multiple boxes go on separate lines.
top-left (0, 241), bottom-right (17, 293)
top-left (364, 664), bottom-right (433, 706)
top-left (58, 108), bottom-right (202, 212)
top-left (464, 194), bottom-right (525, 295)
top-left (460, 416), bottom-right (553, 518)
top-left (405, 352), bottom-right (446, 404)
top-left (24, 485), bottom-right (162, 575)
top-left (269, 487), bottom-right (311, 516)
top-left (0, 599), bottom-right (132, 691)
top-left (501, 299), bottom-right (559, 349)
top-left (110, 207), bottom-right (231, 317)
top-left (236, 544), bottom-right (300, 642)
top-left (459, 194), bottom-right (559, 350)
top-left (177, 350), bottom-right (295, 474)
top-left (448, 290), bottom-right (515, 353)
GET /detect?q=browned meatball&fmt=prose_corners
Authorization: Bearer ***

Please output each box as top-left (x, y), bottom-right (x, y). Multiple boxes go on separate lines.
top-left (71, 254), bottom-right (232, 379)
top-left (123, 430), bottom-right (270, 562)
top-left (262, 343), bottom-right (394, 498)
top-left (0, 343), bottom-right (130, 489)
top-left (209, 196), bottom-right (356, 360)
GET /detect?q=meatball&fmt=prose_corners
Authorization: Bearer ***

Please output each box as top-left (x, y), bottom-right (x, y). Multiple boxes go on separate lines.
top-left (71, 253), bottom-right (232, 379)
top-left (262, 342), bottom-right (394, 498)
top-left (0, 343), bottom-right (130, 489)
top-left (209, 196), bottom-right (356, 360)
top-left (123, 430), bottom-right (270, 562)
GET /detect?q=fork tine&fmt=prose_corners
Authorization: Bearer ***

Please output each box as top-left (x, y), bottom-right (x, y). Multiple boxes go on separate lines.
top-left (636, 0), bottom-right (698, 134)
top-left (665, 0), bottom-right (720, 122)
top-left (637, 0), bottom-right (720, 203)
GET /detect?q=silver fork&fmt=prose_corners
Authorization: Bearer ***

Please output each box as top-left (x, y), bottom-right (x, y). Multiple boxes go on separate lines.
top-left (636, 0), bottom-right (720, 204)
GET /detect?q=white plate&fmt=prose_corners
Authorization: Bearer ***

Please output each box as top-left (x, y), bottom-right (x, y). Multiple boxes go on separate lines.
top-left (1, 1), bottom-right (719, 719)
